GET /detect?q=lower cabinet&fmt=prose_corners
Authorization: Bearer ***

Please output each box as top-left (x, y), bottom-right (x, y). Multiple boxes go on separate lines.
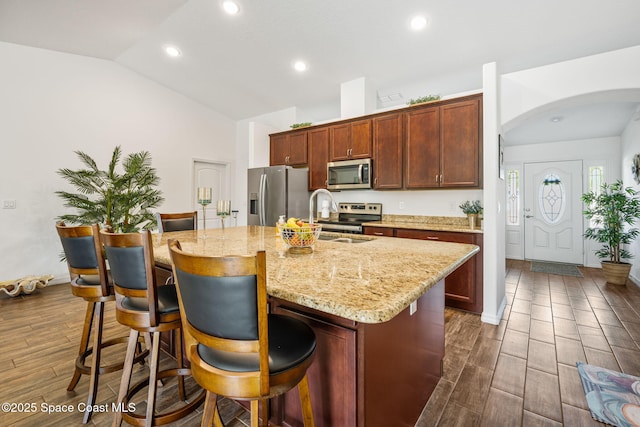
top-left (364, 227), bottom-right (483, 313)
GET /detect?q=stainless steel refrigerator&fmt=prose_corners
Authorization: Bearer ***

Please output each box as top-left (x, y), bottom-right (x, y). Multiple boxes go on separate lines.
top-left (247, 166), bottom-right (309, 226)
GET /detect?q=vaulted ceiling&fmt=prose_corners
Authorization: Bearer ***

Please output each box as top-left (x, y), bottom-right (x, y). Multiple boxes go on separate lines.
top-left (1, 0), bottom-right (639, 143)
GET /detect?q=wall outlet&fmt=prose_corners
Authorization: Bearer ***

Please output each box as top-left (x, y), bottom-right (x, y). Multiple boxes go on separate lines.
top-left (2, 200), bottom-right (16, 209)
top-left (410, 301), bottom-right (418, 315)
top-left (399, 201), bottom-right (405, 210)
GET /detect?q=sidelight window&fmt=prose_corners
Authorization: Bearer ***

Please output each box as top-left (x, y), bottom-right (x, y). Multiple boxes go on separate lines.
top-left (587, 166), bottom-right (604, 228)
top-left (506, 169), bottom-right (520, 226)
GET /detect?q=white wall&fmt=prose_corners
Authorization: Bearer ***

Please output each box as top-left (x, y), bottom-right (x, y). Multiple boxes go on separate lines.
top-left (0, 42), bottom-right (236, 283)
top-left (621, 112), bottom-right (640, 284)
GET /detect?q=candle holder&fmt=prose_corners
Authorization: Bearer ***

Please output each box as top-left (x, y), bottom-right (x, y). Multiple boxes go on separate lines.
top-left (197, 187), bottom-right (212, 234)
top-left (217, 200), bottom-right (231, 236)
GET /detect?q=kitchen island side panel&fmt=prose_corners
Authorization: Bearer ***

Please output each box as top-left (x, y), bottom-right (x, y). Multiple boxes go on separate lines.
top-left (272, 280), bottom-right (445, 427)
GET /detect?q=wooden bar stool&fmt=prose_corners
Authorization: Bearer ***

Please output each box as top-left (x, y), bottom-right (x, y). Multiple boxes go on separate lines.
top-left (156, 211), bottom-right (198, 233)
top-left (100, 228), bottom-right (204, 426)
top-left (55, 222), bottom-right (145, 424)
top-left (168, 240), bottom-right (316, 427)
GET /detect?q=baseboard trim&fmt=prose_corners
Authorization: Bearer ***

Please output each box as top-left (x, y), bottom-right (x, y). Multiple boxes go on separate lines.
top-left (481, 295), bottom-right (507, 325)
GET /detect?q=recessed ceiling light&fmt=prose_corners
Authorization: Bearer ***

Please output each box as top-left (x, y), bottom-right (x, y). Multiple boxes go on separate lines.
top-left (222, 0), bottom-right (240, 15)
top-left (410, 15), bottom-right (428, 31)
top-left (164, 45), bottom-right (181, 58)
top-left (550, 116), bottom-right (564, 123)
top-left (293, 61), bottom-right (307, 72)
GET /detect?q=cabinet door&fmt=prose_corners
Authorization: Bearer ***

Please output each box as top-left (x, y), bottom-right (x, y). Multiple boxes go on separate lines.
top-left (373, 114), bottom-right (403, 189)
top-left (287, 131), bottom-right (308, 166)
top-left (270, 131), bottom-right (308, 166)
top-left (440, 98), bottom-right (481, 187)
top-left (329, 123), bottom-right (351, 161)
top-left (270, 134), bottom-right (290, 166)
top-left (394, 229), bottom-right (482, 313)
top-left (273, 305), bottom-right (357, 427)
top-left (404, 107), bottom-right (440, 188)
top-left (349, 119), bottom-right (372, 159)
top-left (308, 127), bottom-right (329, 190)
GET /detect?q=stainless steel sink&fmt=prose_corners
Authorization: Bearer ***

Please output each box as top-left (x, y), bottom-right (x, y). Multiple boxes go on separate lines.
top-left (318, 234), bottom-right (372, 244)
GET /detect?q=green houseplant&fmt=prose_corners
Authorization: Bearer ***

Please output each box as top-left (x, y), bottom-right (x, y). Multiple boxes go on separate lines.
top-left (581, 180), bottom-right (640, 285)
top-left (459, 200), bottom-right (483, 229)
top-left (56, 146), bottom-right (164, 233)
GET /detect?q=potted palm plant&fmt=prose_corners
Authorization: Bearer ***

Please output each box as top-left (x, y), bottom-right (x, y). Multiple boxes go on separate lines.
top-left (582, 180), bottom-right (640, 285)
top-left (56, 146), bottom-right (164, 232)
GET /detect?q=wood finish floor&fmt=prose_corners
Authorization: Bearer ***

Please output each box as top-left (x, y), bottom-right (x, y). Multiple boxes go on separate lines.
top-left (1, 260), bottom-right (639, 426)
top-left (420, 259), bottom-right (640, 426)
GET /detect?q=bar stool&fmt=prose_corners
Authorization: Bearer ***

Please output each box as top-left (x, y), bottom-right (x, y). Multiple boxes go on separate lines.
top-left (55, 222), bottom-right (144, 424)
top-left (99, 228), bottom-right (204, 426)
top-left (168, 240), bottom-right (316, 427)
top-left (156, 211), bottom-right (197, 233)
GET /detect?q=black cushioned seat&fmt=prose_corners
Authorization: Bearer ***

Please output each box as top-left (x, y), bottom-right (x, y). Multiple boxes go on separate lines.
top-left (198, 314), bottom-right (316, 374)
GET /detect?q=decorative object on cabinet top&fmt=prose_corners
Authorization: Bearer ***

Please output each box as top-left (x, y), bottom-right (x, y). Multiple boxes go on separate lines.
top-left (290, 122), bottom-right (313, 129)
top-left (407, 94), bottom-right (441, 105)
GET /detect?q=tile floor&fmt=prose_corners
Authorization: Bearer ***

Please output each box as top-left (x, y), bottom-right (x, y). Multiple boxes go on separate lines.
top-left (417, 259), bottom-right (640, 426)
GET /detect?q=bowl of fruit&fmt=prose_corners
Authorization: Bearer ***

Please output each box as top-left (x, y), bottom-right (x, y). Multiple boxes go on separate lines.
top-left (280, 218), bottom-right (322, 254)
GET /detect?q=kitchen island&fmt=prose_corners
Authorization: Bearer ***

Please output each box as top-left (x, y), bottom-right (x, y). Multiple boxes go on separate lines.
top-left (152, 226), bottom-right (479, 427)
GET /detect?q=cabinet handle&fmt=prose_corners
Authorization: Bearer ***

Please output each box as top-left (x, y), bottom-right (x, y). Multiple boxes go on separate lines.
top-left (373, 232), bottom-right (384, 236)
top-left (426, 236), bottom-right (439, 240)
top-left (435, 174), bottom-right (439, 183)
top-left (440, 174), bottom-right (443, 183)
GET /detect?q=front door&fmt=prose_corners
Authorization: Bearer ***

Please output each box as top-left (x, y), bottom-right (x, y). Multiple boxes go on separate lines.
top-left (524, 160), bottom-right (583, 264)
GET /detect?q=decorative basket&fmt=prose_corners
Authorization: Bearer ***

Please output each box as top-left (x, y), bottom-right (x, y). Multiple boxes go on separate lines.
top-left (280, 223), bottom-right (322, 254)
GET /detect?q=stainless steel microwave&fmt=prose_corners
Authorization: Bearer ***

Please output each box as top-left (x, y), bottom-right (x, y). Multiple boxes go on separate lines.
top-left (327, 158), bottom-right (372, 190)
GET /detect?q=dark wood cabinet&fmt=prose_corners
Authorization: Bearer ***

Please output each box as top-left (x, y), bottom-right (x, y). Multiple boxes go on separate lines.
top-left (329, 119), bottom-right (372, 161)
top-left (270, 281), bottom-right (445, 427)
top-left (372, 113), bottom-right (403, 189)
top-left (405, 106), bottom-right (440, 188)
top-left (404, 94), bottom-right (482, 189)
top-left (363, 227), bottom-right (483, 313)
top-left (270, 130), bottom-right (308, 166)
top-left (440, 98), bottom-right (482, 187)
top-left (308, 126), bottom-right (329, 190)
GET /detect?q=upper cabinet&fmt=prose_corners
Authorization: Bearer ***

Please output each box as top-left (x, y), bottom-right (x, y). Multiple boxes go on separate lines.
top-left (308, 126), bottom-right (330, 190)
top-left (268, 93), bottom-right (482, 190)
top-left (373, 113), bottom-right (403, 189)
top-left (270, 130), bottom-right (308, 166)
top-left (405, 94), bottom-right (482, 189)
top-left (329, 119), bottom-right (372, 161)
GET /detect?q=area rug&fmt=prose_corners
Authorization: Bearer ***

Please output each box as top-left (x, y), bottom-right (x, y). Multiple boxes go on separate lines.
top-left (577, 362), bottom-right (640, 426)
top-left (530, 261), bottom-right (583, 277)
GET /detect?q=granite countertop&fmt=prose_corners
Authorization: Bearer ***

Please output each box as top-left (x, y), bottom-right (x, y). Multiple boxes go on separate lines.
top-left (152, 226), bottom-right (479, 324)
top-left (362, 214), bottom-right (484, 234)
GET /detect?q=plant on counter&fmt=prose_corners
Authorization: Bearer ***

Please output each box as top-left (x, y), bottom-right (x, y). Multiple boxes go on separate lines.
top-left (582, 180), bottom-right (640, 284)
top-left (56, 145), bottom-right (164, 233)
top-left (459, 200), bottom-right (483, 215)
top-left (290, 122), bottom-right (313, 129)
top-left (407, 95), bottom-right (441, 105)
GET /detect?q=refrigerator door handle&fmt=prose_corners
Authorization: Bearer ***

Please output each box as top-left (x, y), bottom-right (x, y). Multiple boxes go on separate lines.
top-left (259, 173), bottom-right (267, 226)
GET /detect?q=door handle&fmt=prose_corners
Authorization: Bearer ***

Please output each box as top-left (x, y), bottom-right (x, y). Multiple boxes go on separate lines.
top-left (525, 215), bottom-right (534, 218)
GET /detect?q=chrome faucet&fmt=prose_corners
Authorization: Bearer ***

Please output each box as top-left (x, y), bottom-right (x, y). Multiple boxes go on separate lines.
top-left (309, 189), bottom-right (336, 224)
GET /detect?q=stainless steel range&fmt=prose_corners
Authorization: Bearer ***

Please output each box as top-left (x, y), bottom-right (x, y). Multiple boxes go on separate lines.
top-left (318, 202), bottom-right (382, 234)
